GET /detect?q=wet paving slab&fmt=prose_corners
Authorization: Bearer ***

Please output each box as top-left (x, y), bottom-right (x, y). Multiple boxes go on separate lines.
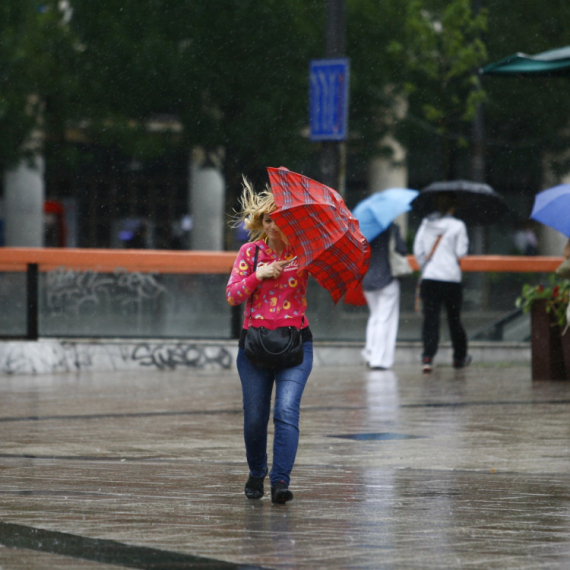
top-left (1, 362), bottom-right (570, 568)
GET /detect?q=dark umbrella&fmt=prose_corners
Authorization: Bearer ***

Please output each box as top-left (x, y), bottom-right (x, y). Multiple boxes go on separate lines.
top-left (267, 166), bottom-right (370, 304)
top-left (411, 180), bottom-right (511, 225)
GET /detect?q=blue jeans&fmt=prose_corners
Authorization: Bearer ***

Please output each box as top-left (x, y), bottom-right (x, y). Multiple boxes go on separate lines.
top-left (236, 341), bottom-right (313, 487)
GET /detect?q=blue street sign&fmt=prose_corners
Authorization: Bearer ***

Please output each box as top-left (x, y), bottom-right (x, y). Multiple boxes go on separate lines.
top-left (309, 58), bottom-right (350, 141)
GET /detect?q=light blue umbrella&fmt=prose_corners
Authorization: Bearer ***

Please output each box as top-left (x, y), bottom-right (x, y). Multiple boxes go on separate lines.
top-left (353, 188), bottom-right (419, 242)
top-left (530, 183), bottom-right (570, 237)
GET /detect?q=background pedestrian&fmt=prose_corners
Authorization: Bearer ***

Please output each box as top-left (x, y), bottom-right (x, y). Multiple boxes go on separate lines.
top-left (413, 192), bottom-right (470, 373)
top-left (361, 223), bottom-right (408, 370)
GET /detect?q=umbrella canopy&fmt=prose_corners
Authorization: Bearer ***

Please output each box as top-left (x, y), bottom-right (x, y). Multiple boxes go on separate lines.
top-left (482, 46), bottom-right (570, 77)
top-left (267, 166), bottom-right (370, 304)
top-left (353, 188), bottom-right (419, 242)
top-left (530, 184), bottom-right (570, 238)
top-left (411, 180), bottom-right (511, 225)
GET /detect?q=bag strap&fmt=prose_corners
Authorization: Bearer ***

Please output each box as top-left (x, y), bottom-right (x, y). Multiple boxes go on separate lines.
top-left (247, 245), bottom-right (260, 327)
top-left (426, 234), bottom-right (443, 263)
top-left (388, 224), bottom-right (396, 250)
top-left (247, 244), bottom-right (305, 330)
top-left (417, 233), bottom-right (443, 301)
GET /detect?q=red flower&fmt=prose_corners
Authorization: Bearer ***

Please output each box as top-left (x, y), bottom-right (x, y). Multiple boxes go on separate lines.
top-left (552, 286), bottom-right (560, 298)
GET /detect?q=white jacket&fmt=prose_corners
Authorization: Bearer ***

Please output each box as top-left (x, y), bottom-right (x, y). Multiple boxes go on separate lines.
top-left (413, 213), bottom-right (468, 283)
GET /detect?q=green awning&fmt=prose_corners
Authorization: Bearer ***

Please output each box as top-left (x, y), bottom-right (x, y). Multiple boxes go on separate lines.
top-left (482, 46), bottom-right (570, 77)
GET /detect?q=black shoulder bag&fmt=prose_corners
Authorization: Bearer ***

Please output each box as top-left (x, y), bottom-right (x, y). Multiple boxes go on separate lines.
top-left (244, 246), bottom-right (304, 369)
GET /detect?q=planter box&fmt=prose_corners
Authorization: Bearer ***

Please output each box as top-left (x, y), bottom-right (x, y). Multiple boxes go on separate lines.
top-left (531, 299), bottom-right (567, 381)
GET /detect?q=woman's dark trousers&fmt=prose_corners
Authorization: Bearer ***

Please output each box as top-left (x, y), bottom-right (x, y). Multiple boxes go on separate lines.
top-left (420, 279), bottom-right (467, 362)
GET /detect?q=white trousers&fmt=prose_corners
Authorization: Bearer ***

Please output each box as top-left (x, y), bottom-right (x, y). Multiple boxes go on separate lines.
top-left (363, 279), bottom-right (400, 369)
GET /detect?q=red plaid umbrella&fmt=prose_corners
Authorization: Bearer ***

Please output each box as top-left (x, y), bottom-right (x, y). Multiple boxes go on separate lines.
top-left (267, 166), bottom-right (370, 303)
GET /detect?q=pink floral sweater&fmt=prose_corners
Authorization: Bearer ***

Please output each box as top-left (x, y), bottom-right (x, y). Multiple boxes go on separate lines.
top-left (226, 240), bottom-right (310, 330)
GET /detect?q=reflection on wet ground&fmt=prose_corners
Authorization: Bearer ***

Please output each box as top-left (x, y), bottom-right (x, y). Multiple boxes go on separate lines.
top-left (1, 363), bottom-right (570, 569)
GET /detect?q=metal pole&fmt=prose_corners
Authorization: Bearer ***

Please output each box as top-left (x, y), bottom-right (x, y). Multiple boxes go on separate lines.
top-left (26, 263), bottom-right (39, 340)
top-left (470, 0), bottom-right (485, 187)
top-left (326, 0), bottom-right (345, 56)
top-left (320, 0), bottom-right (346, 196)
top-left (231, 305), bottom-right (242, 340)
top-left (471, 0), bottom-right (486, 261)
top-left (470, 0), bottom-right (488, 308)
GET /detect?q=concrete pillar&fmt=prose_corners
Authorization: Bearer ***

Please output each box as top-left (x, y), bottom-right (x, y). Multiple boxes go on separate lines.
top-left (368, 140), bottom-right (407, 192)
top-left (368, 134), bottom-right (409, 235)
top-left (189, 150), bottom-right (225, 251)
top-left (538, 225), bottom-right (566, 257)
top-left (366, 92), bottom-right (410, 235)
top-left (4, 156), bottom-right (45, 247)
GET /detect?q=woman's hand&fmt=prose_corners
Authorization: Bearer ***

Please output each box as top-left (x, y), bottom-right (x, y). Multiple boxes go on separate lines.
top-left (256, 259), bottom-right (290, 280)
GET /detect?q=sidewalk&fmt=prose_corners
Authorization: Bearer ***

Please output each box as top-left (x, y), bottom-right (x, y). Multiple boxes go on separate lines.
top-left (1, 361), bottom-right (569, 569)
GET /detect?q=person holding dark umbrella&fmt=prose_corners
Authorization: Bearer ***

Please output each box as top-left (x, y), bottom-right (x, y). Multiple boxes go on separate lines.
top-left (413, 192), bottom-right (471, 373)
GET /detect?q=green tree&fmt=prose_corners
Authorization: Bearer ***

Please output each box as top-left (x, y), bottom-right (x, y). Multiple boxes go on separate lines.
top-left (388, 0), bottom-right (488, 178)
top-left (65, 1), bottom-right (323, 193)
top-left (346, 0), bottom-right (409, 164)
top-left (483, 0), bottom-right (570, 203)
top-left (0, 1), bottom-right (75, 170)
top-left (5, 0), bottom-right (570, 246)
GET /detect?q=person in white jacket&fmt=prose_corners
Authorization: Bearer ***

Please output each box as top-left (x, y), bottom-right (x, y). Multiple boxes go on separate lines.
top-left (413, 192), bottom-right (470, 373)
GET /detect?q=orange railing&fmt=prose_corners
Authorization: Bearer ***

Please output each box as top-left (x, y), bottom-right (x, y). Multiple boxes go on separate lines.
top-left (0, 248), bottom-right (237, 273)
top-left (0, 248), bottom-right (563, 341)
top-left (0, 248), bottom-right (564, 274)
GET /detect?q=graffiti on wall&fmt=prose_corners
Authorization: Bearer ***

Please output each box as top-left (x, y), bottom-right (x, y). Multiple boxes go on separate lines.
top-left (46, 267), bottom-right (168, 316)
top-left (131, 344), bottom-right (232, 370)
top-left (0, 341), bottom-right (233, 375)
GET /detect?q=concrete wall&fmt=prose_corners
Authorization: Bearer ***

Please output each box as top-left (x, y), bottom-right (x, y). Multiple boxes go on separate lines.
top-left (0, 339), bottom-right (530, 375)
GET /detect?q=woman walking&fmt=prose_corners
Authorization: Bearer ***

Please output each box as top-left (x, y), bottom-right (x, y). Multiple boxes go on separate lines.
top-left (413, 192), bottom-right (470, 373)
top-left (361, 223), bottom-right (408, 370)
top-left (226, 178), bottom-right (313, 504)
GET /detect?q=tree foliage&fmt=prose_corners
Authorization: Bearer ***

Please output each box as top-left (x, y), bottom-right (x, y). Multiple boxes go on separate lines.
top-left (65, 0), bottom-right (323, 186)
top-left (2, 0), bottom-right (570, 204)
top-left (483, 0), bottom-right (570, 192)
top-left (0, 1), bottom-right (75, 169)
top-left (388, 0), bottom-right (487, 177)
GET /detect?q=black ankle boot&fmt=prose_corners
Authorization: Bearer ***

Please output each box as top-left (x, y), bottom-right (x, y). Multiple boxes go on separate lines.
top-left (271, 480), bottom-right (293, 504)
top-left (244, 469), bottom-right (267, 499)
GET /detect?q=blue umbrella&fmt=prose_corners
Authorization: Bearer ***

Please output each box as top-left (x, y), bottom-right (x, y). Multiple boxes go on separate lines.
top-left (353, 188), bottom-right (419, 242)
top-left (530, 184), bottom-right (570, 237)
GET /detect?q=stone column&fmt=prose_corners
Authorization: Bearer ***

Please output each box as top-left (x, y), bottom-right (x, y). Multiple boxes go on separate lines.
top-left (189, 149), bottom-right (225, 251)
top-left (367, 94), bottom-right (409, 235)
top-left (4, 155), bottom-right (45, 247)
top-left (368, 134), bottom-right (409, 235)
top-left (368, 137), bottom-right (407, 191)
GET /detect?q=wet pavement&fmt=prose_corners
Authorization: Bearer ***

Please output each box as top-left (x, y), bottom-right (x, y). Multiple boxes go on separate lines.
top-left (1, 361), bottom-right (570, 569)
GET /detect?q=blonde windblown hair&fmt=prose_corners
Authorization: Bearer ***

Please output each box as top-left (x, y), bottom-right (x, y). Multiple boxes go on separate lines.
top-left (231, 177), bottom-right (277, 242)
